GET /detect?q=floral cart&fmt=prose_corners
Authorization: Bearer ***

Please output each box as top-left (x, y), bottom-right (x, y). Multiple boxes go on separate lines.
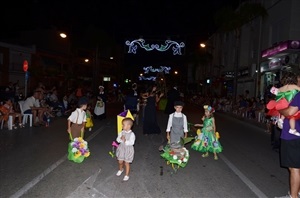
top-left (160, 137), bottom-right (194, 173)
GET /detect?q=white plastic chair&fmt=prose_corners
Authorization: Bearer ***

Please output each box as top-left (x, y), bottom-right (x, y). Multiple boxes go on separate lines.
top-left (18, 100), bottom-right (33, 127)
top-left (0, 112), bottom-right (13, 130)
top-left (0, 112), bottom-right (4, 129)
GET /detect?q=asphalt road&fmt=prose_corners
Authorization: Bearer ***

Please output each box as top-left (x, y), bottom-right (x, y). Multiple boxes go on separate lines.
top-left (0, 101), bottom-right (288, 198)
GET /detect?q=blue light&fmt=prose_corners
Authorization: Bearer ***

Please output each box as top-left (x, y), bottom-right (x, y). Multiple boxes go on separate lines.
top-left (139, 76), bottom-right (156, 81)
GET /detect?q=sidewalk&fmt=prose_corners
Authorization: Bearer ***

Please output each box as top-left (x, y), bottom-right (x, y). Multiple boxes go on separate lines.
top-left (216, 110), bottom-right (268, 131)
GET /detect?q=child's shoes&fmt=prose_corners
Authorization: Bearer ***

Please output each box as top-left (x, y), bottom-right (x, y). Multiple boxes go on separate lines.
top-left (202, 153), bottom-right (209, 158)
top-left (123, 175), bottom-right (129, 181)
top-left (116, 169), bottom-right (123, 176)
top-left (289, 129), bottom-right (300, 136)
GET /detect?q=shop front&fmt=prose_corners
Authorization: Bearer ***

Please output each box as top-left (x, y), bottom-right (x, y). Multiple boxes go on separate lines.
top-left (259, 40), bottom-right (300, 100)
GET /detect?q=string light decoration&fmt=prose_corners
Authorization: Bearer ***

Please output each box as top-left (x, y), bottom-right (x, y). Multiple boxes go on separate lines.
top-left (139, 76), bottom-right (156, 81)
top-left (143, 66), bottom-right (171, 74)
top-left (125, 39), bottom-right (185, 55)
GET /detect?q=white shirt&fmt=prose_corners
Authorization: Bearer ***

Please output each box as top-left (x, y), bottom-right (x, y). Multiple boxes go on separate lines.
top-left (68, 108), bottom-right (87, 124)
top-left (166, 112), bottom-right (188, 132)
top-left (116, 130), bottom-right (136, 146)
top-left (23, 96), bottom-right (40, 112)
top-left (49, 93), bottom-right (58, 102)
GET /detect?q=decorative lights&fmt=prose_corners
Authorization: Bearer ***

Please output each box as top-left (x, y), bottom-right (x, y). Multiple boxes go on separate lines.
top-left (125, 39), bottom-right (185, 55)
top-left (139, 76), bottom-right (156, 81)
top-left (143, 66), bottom-right (171, 74)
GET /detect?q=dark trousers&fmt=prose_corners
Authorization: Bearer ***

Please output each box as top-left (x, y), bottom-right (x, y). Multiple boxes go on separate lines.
top-left (271, 124), bottom-right (281, 150)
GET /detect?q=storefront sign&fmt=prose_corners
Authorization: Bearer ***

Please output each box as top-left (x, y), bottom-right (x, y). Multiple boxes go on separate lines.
top-left (261, 40), bottom-right (300, 58)
top-left (239, 69), bottom-right (249, 77)
top-left (268, 58), bottom-right (281, 69)
top-left (223, 71), bottom-right (234, 78)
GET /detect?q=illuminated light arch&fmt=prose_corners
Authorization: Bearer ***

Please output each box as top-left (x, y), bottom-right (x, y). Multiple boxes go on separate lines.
top-left (139, 76), bottom-right (156, 81)
top-left (125, 39), bottom-right (185, 55)
top-left (143, 66), bottom-right (171, 74)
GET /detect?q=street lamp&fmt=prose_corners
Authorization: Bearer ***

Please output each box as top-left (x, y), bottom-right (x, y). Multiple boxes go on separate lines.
top-left (60, 33), bottom-right (67, 39)
top-left (200, 43), bottom-right (206, 48)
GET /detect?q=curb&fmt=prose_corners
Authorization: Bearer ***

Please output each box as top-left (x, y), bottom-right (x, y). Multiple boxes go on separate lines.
top-left (216, 111), bottom-right (267, 131)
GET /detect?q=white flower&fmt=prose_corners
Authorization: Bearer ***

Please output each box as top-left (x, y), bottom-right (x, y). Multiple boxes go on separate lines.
top-left (178, 160), bottom-right (182, 164)
top-left (173, 155), bottom-right (178, 160)
top-left (72, 148), bottom-right (78, 153)
top-left (183, 158), bottom-right (188, 162)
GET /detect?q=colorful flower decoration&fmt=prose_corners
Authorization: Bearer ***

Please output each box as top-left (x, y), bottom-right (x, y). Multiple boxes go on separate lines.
top-left (70, 137), bottom-right (90, 158)
top-left (203, 105), bottom-right (215, 113)
top-left (161, 146), bottom-right (189, 167)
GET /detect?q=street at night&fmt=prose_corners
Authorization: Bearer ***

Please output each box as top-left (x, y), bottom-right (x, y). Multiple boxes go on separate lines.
top-left (0, 101), bottom-right (289, 198)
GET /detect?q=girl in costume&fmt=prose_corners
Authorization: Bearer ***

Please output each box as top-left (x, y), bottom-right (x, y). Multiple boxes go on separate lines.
top-left (191, 105), bottom-right (222, 160)
top-left (267, 72), bottom-right (300, 136)
top-left (85, 104), bottom-right (94, 131)
top-left (115, 118), bottom-right (136, 181)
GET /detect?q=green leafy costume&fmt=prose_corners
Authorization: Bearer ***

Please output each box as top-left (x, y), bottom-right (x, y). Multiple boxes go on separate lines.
top-left (191, 117), bottom-right (223, 153)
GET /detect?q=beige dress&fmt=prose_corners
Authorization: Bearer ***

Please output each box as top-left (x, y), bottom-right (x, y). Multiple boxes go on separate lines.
top-left (116, 130), bottom-right (135, 163)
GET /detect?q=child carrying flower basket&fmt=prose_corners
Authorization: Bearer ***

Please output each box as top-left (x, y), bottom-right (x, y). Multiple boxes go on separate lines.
top-left (67, 97), bottom-right (90, 163)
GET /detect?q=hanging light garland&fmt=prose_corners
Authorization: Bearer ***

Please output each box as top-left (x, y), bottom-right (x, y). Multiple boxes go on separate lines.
top-left (125, 38), bottom-right (185, 55)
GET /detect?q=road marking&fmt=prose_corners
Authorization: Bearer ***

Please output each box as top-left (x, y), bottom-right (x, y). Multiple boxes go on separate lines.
top-left (65, 168), bottom-right (109, 198)
top-left (220, 153), bottom-right (268, 198)
top-left (10, 125), bottom-right (107, 198)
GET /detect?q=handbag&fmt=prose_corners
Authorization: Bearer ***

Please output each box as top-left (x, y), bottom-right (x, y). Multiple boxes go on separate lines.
top-left (94, 101), bottom-right (105, 115)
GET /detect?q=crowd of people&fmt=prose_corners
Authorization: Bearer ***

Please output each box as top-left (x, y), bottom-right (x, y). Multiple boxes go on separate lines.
top-left (1, 72), bottom-right (300, 196)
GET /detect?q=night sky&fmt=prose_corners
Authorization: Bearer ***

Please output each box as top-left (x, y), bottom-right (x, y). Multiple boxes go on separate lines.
top-left (1, 0), bottom-right (240, 44)
top-left (1, 0), bottom-right (240, 80)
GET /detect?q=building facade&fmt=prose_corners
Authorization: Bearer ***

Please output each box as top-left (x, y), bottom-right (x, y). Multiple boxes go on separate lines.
top-left (197, 0), bottom-right (300, 99)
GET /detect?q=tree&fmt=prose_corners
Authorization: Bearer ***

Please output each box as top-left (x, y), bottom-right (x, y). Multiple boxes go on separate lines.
top-left (214, 2), bottom-right (268, 102)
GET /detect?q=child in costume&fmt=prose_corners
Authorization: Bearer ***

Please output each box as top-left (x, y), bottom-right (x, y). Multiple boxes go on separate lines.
top-left (85, 104), bottom-right (94, 131)
top-left (166, 101), bottom-right (188, 144)
top-left (67, 97), bottom-right (87, 139)
top-left (191, 105), bottom-right (222, 160)
top-left (266, 72), bottom-right (300, 136)
top-left (115, 118), bottom-right (136, 181)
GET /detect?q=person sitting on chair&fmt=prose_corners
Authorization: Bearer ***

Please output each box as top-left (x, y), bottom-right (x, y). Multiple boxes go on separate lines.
top-left (22, 91), bottom-right (47, 127)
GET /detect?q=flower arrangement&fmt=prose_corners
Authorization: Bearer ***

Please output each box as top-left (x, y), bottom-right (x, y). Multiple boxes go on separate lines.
top-left (68, 137), bottom-right (90, 163)
top-left (161, 146), bottom-right (189, 168)
top-left (70, 137), bottom-right (90, 158)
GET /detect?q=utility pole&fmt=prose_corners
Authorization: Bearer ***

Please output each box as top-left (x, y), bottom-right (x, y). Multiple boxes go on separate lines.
top-left (233, 30), bottom-right (240, 104)
top-left (94, 45), bottom-right (99, 93)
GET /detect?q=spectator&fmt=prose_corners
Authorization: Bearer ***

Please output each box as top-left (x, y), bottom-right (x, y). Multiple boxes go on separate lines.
top-left (22, 91), bottom-right (47, 127)
top-left (0, 98), bottom-right (23, 129)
